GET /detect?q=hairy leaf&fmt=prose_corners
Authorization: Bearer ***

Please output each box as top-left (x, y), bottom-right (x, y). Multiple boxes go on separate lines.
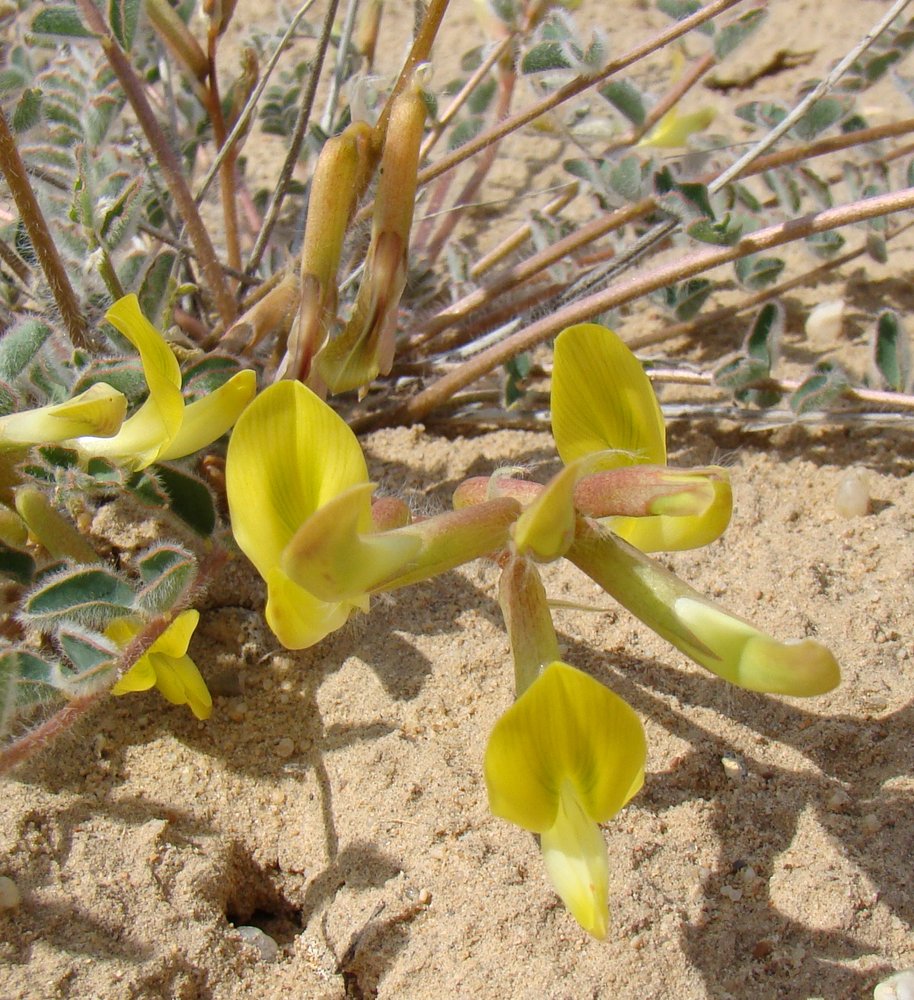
top-left (31, 5), bottom-right (93, 37)
top-left (872, 311), bottom-right (911, 392)
top-left (600, 80), bottom-right (646, 127)
top-left (22, 566), bottom-right (135, 628)
top-left (790, 362), bottom-right (849, 415)
top-left (714, 8), bottom-right (766, 60)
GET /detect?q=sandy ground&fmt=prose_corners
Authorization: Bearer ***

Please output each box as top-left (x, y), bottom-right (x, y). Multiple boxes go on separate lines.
top-left (3, 1), bottom-right (914, 998)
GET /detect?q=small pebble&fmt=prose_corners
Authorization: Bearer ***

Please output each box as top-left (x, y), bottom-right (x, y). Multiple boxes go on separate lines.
top-left (752, 939), bottom-right (774, 960)
top-left (720, 885), bottom-right (742, 902)
top-left (236, 925), bottom-right (279, 963)
top-left (827, 788), bottom-right (852, 813)
top-left (874, 969), bottom-right (914, 1000)
top-left (862, 813), bottom-right (882, 835)
top-left (721, 755), bottom-right (744, 781)
top-left (418, 888), bottom-right (432, 906)
top-left (227, 700), bottom-right (248, 722)
top-left (0, 876), bottom-right (21, 909)
top-left (274, 737), bottom-right (295, 759)
top-left (835, 469), bottom-right (871, 518)
top-left (805, 298), bottom-right (845, 343)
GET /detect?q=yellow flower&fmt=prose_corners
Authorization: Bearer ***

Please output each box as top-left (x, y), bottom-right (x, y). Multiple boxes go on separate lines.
top-left (549, 323), bottom-right (731, 552)
top-left (109, 609), bottom-right (212, 719)
top-left (485, 661), bottom-right (646, 939)
top-left (0, 383), bottom-right (126, 451)
top-left (77, 295), bottom-right (255, 470)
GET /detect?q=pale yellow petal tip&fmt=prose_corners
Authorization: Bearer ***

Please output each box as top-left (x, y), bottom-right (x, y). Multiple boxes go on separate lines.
top-left (674, 596), bottom-right (841, 696)
top-left (541, 782), bottom-right (610, 939)
top-left (741, 636), bottom-right (841, 697)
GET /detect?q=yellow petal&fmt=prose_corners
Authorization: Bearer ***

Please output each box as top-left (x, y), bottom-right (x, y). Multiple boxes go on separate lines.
top-left (77, 295), bottom-right (184, 469)
top-left (541, 781), bottom-right (610, 939)
top-left (608, 472), bottom-right (732, 552)
top-left (111, 657), bottom-right (156, 694)
top-left (552, 324), bottom-right (666, 467)
top-left (638, 106), bottom-right (715, 149)
top-left (264, 565), bottom-right (357, 650)
top-left (0, 383), bottom-right (127, 450)
top-left (226, 380), bottom-right (370, 581)
top-left (485, 661), bottom-right (646, 833)
top-left (150, 609), bottom-right (199, 658)
top-left (512, 459), bottom-right (584, 562)
top-left (158, 369), bottom-right (256, 461)
top-left (149, 652), bottom-right (212, 719)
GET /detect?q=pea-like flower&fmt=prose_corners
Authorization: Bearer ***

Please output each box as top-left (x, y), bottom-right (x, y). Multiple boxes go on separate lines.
top-left (227, 379), bottom-right (521, 649)
top-left (485, 661), bottom-right (646, 939)
top-left (76, 295), bottom-right (256, 470)
top-left (0, 383), bottom-right (126, 451)
top-left (109, 609), bottom-right (212, 719)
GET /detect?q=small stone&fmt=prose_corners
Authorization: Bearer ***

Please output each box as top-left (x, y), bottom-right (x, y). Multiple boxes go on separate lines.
top-left (752, 939), bottom-right (773, 960)
top-left (418, 888), bottom-right (431, 906)
top-left (227, 700), bottom-right (247, 722)
top-left (236, 925), bottom-right (279, 963)
top-left (720, 885), bottom-right (742, 902)
top-left (0, 876), bottom-right (21, 909)
top-left (721, 755), bottom-right (743, 781)
top-left (827, 788), bottom-right (852, 813)
top-left (862, 813), bottom-right (882, 834)
top-left (805, 298), bottom-right (844, 343)
top-left (835, 469), bottom-right (871, 518)
top-left (874, 969), bottom-right (914, 1000)
top-left (274, 737), bottom-right (295, 759)
top-left (209, 667), bottom-right (244, 698)
top-left (270, 788), bottom-right (286, 806)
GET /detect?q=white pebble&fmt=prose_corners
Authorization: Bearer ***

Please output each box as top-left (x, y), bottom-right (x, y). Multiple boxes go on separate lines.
top-left (835, 469), bottom-right (871, 518)
top-left (874, 969), bottom-right (914, 1000)
top-left (0, 876), bottom-right (21, 909)
top-left (274, 737), bottom-right (295, 758)
top-left (720, 885), bottom-right (742, 902)
top-left (236, 925), bottom-right (279, 962)
top-left (805, 299), bottom-right (845, 343)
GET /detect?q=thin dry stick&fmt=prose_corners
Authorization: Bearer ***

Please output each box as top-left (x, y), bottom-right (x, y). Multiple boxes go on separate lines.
top-left (627, 219), bottom-right (914, 351)
top-left (423, 61), bottom-right (518, 264)
top-left (320, 0), bottom-right (360, 133)
top-left (0, 106), bottom-right (89, 348)
top-left (394, 185), bottom-right (914, 424)
top-left (196, 0), bottom-right (319, 202)
top-left (245, 0), bottom-right (342, 277)
top-left (470, 182), bottom-right (579, 278)
top-left (73, 0), bottom-right (236, 325)
top-left (375, 0), bottom-right (453, 137)
top-left (419, 35), bottom-right (513, 162)
top-left (645, 366), bottom-right (914, 413)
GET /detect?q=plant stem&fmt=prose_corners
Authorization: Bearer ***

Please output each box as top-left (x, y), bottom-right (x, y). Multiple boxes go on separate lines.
top-left (376, 0), bottom-right (453, 138)
top-left (0, 106), bottom-right (90, 349)
top-left (397, 185), bottom-right (914, 423)
top-left (245, 0), bottom-right (341, 277)
top-left (74, 0), bottom-right (236, 326)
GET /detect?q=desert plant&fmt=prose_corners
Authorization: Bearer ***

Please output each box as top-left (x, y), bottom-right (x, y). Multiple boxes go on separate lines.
top-left (0, 0), bottom-right (911, 935)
